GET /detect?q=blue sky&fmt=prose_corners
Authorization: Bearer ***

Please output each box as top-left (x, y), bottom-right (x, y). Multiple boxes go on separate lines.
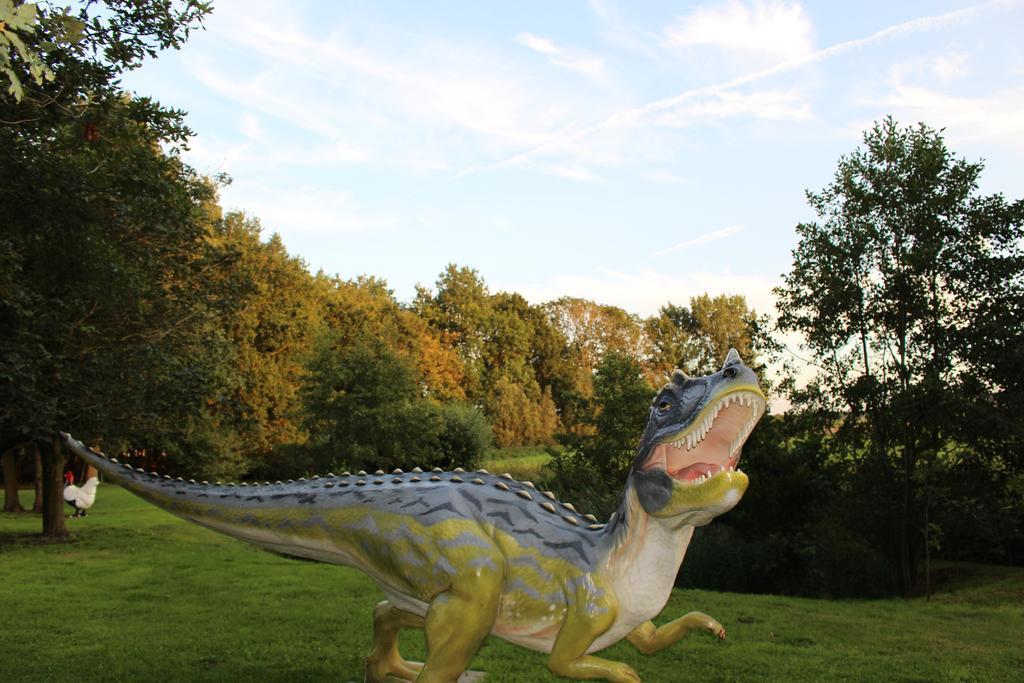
top-left (123, 0), bottom-right (1024, 320)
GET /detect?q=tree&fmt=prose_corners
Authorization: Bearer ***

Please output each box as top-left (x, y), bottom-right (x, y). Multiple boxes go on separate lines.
top-left (774, 117), bottom-right (1024, 594)
top-left (326, 275), bottom-right (465, 403)
top-left (300, 335), bottom-right (490, 474)
top-left (645, 294), bottom-right (758, 382)
top-left (0, 1), bottom-right (214, 536)
top-left (547, 352), bottom-right (653, 517)
top-left (413, 264), bottom-right (492, 401)
top-left (415, 268), bottom-right (568, 446)
top-left (184, 212), bottom-right (325, 479)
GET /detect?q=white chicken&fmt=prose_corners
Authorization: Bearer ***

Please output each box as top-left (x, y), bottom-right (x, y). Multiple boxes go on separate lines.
top-left (63, 466), bottom-right (100, 517)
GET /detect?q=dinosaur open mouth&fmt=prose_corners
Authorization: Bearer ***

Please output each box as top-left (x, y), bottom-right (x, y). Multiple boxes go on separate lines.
top-left (644, 389), bottom-right (765, 485)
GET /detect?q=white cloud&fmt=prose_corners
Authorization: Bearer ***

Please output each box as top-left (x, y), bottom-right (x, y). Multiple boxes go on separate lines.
top-left (200, 12), bottom-right (594, 158)
top-left (511, 267), bottom-right (779, 318)
top-left (650, 225), bottom-right (744, 258)
top-left (873, 84), bottom-right (1024, 151)
top-left (889, 52), bottom-right (972, 86)
top-left (239, 112), bottom-right (264, 140)
top-left (540, 163), bottom-right (609, 183)
top-left (436, 3), bottom-right (995, 187)
top-left (929, 52), bottom-right (970, 83)
top-left (663, 1), bottom-right (814, 62)
top-left (222, 184), bottom-right (398, 236)
top-left (645, 169), bottom-right (689, 185)
top-left (655, 88), bottom-right (813, 126)
top-left (515, 32), bottom-right (611, 85)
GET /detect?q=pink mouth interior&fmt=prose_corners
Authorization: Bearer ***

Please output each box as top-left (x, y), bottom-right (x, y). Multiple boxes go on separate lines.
top-left (644, 401), bottom-right (754, 482)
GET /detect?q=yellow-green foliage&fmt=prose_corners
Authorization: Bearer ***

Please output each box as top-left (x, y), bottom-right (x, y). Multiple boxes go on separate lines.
top-left (487, 376), bottom-right (560, 448)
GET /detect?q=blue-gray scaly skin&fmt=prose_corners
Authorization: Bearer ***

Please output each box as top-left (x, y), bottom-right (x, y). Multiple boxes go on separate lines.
top-left (61, 349), bottom-right (765, 682)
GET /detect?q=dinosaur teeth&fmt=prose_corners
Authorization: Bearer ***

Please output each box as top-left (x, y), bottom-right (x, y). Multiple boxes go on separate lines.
top-left (495, 482), bottom-right (509, 491)
top-left (430, 476), bottom-right (441, 482)
top-left (453, 467), bottom-right (465, 473)
top-left (432, 467), bottom-right (443, 473)
top-left (563, 515), bottom-right (579, 526)
top-left (392, 469), bottom-right (403, 474)
top-left (516, 490), bottom-right (533, 501)
top-left (583, 514), bottom-right (598, 522)
top-left (412, 467), bottom-right (423, 473)
top-left (451, 476), bottom-right (464, 483)
top-left (476, 469), bottom-right (490, 474)
top-left (471, 478), bottom-right (485, 485)
top-left (410, 476), bottom-right (421, 482)
top-left (540, 502), bottom-right (556, 513)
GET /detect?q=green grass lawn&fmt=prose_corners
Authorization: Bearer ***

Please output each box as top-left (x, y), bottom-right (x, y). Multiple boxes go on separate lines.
top-left (481, 446), bottom-right (554, 484)
top-left (2, 486), bottom-right (1022, 682)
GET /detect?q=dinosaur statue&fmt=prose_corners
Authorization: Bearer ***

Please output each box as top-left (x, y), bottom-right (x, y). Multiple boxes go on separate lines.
top-left (62, 348), bottom-right (765, 683)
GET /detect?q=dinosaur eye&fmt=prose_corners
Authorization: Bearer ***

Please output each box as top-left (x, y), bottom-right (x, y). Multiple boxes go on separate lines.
top-left (657, 400), bottom-right (671, 414)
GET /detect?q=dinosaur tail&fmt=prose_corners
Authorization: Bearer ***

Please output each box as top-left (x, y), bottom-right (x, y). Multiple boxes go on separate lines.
top-left (60, 433), bottom-right (270, 539)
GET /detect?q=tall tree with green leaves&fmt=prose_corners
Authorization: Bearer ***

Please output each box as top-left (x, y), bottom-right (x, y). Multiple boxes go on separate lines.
top-left (645, 294), bottom-right (758, 383)
top-left (415, 266), bottom-right (566, 446)
top-left (0, 0), bottom-right (214, 535)
top-left (774, 117), bottom-right (1024, 594)
top-left (547, 351), bottom-right (653, 517)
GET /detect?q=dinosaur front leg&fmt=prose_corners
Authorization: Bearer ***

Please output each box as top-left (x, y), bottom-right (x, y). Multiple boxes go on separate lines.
top-left (547, 605), bottom-right (639, 683)
top-left (365, 600), bottom-right (426, 683)
top-left (625, 612), bottom-right (725, 655)
top-left (417, 563), bottom-right (503, 683)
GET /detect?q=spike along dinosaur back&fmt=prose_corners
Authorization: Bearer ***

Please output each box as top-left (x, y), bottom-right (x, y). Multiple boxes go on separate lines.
top-left (63, 349), bottom-right (765, 683)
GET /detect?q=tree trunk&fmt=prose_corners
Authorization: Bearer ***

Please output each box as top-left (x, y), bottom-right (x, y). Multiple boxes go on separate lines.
top-left (40, 436), bottom-right (68, 537)
top-left (2, 447), bottom-right (25, 513)
top-left (899, 451), bottom-right (915, 597)
top-left (32, 444), bottom-right (43, 513)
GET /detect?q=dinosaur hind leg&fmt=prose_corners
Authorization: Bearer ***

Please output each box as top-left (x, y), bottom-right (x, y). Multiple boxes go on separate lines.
top-left (417, 561), bottom-right (503, 683)
top-left (365, 600), bottom-right (426, 683)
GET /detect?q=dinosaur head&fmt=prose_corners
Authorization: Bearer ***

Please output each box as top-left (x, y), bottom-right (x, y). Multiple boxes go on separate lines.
top-left (629, 349), bottom-right (765, 525)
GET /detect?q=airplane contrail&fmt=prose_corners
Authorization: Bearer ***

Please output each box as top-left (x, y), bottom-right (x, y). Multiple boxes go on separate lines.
top-left (412, 1), bottom-right (1002, 196)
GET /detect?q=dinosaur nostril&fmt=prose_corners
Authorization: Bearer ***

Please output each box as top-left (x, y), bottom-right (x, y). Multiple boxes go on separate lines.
top-left (723, 366), bottom-right (738, 378)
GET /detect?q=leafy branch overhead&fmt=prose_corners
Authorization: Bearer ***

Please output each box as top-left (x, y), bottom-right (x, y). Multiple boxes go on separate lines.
top-left (0, 1), bottom-right (57, 101)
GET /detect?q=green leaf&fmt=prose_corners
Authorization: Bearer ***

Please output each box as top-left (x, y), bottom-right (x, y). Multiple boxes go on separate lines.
top-left (2, 63), bottom-right (22, 101)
